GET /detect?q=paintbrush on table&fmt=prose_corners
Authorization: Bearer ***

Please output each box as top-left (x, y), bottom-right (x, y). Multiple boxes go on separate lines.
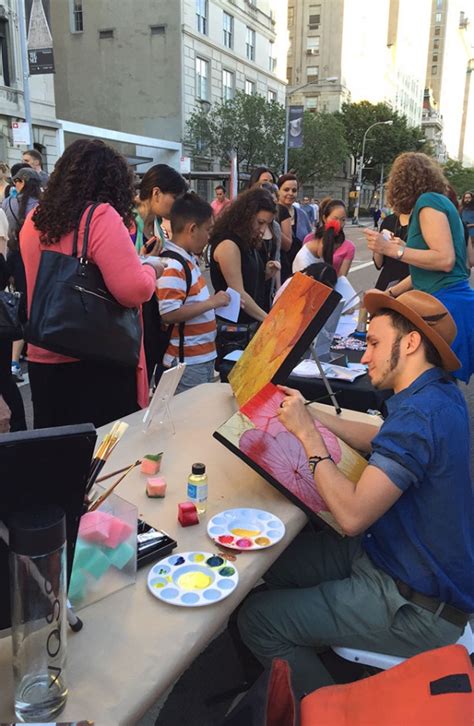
top-left (86, 421), bottom-right (129, 494)
top-left (95, 461), bottom-right (143, 483)
top-left (88, 460), bottom-right (140, 512)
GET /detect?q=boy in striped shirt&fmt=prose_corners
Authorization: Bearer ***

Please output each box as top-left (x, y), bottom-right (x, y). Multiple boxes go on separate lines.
top-left (157, 193), bottom-right (230, 393)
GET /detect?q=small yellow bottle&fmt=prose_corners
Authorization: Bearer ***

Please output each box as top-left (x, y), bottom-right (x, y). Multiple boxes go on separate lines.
top-left (187, 463), bottom-right (208, 514)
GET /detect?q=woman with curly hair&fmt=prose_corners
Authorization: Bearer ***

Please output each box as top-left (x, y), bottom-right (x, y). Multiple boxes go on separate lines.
top-left (364, 152), bottom-right (474, 382)
top-left (209, 187), bottom-right (279, 323)
top-left (20, 139), bottom-right (165, 428)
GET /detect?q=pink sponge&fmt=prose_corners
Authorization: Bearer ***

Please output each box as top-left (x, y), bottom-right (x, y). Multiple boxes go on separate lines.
top-left (140, 453), bottom-right (163, 475)
top-left (79, 511), bottom-right (133, 549)
top-left (146, 476), bottom-right (167, 498)
top-left (178, 502), bottom-right (199, 527)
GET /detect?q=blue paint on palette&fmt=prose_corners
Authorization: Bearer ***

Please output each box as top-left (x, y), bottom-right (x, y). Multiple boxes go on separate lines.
top-left (181, 592), bottom-right (200, 605)
top-left (206, 555), bottom-right (224, 567)
top-left (160, 587), bottom-right (180, 600)
top-left (169, 555), bottom-right (185, 566)
top-left (218, 579), bottom-right (235, 590)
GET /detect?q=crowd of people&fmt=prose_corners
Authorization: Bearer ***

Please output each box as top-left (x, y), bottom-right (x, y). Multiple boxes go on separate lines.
top-left (0, 141), bottom-right (473, 707)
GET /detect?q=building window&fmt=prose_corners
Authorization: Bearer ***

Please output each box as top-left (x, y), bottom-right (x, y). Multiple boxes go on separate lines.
top-left (434, 26), bottom-right (440, 35)
top-left (432, 53), bottom-right (438, 62)
top-left (196, 57), bottom-right (209, 100)
top-left (435, 12), bottom-right (442, 22)
top-left (99, 29), bottom-right (114, 39)
top-left (306, 97), bottom-right (318, 111)
top-left (431, 65), bottom-right (437, 75)
top-left (306, 36), bottom-right (320, 53)
top-left (309, 4), bottom-right (321, 28)
top-left (196, 0), bottom-right (208, 35)
top-left (288, 7), bottom-right (294, 25)
top-left (150, 25), bottom-right (166, 36)
top-left (436, 0), bottom-right (442, 8)
top-left (306, 65), bottom-right (319, 83)
top-left (70, 0), bottom-right (84, 33)
top-left (269, 41), bottom-right (276, 72)
top-left (245, 79), bottom-right (255, 95)
top-left (0, 17), bottom-right (11, 86)
top-left (246, 27), bottom-right (255, 61)
top-left (222, 69), bottom-right (234, 101)
top-left (433, 38), bottom-right (439, 49)
top-left (267, 89), bottom-right (277, 103)
top-left (287, 66), bottom-right (293, 84)
top-left (223, 12), bottom-right (233, 48)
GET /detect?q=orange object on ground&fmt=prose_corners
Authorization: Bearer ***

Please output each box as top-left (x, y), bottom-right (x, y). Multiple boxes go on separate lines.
top-left (301, 645), bottom-right (473, 726)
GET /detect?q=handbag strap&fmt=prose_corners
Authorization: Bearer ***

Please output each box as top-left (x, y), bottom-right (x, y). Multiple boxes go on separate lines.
top-left (72, 203), bottom-right (101, 259)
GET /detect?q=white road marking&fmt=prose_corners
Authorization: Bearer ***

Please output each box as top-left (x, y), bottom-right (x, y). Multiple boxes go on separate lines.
top-left (350, 261), bottom-right (375, 273)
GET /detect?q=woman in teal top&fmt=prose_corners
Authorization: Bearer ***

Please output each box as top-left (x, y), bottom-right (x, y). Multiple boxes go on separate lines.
top-left (365, 152), bottom-right (473, 382)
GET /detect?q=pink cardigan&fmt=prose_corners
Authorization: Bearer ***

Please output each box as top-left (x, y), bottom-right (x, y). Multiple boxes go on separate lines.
top-left (21, 203), bottom-right (156, 407)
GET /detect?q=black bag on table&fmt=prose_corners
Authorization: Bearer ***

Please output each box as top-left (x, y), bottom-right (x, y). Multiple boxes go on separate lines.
top-left (25, 203), bottom-right (142, 367)
top-left (215, 319), bottom-right (259, 369)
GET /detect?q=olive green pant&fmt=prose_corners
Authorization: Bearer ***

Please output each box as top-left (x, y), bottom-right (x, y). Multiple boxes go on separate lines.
top-left (238, 529), bottom-right (462, 699)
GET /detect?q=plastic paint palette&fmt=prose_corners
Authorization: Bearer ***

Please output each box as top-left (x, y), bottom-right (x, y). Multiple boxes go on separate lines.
top-left (207, 508), bottom-right (285, 551)
top-left (147, 551), bottom-right (239, 607)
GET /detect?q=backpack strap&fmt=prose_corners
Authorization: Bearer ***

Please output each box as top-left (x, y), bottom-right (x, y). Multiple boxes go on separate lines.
top-left (159, 249), bottom-right (193, 363)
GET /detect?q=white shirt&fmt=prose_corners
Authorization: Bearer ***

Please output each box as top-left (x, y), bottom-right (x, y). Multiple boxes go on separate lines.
top-left (292, 244), bottom-right (322, 273)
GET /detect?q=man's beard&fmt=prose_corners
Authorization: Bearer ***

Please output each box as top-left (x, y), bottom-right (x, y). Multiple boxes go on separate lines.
top-left (372, 335), bottom-right (402, 389)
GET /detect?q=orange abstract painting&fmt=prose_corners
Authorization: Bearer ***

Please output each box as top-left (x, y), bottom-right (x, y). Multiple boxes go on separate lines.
top-left (228, 273), bottom-right (340, 406)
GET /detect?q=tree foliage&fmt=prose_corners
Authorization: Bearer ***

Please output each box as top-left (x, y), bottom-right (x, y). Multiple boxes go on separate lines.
top-left (288, 111), bottom-right (349, 184)
top-left (337, 101), bottom-right (426, 185)
top-left (185, 91), bottom-right (285, 172)
top-left (443, 158), bottom-right (474, 195)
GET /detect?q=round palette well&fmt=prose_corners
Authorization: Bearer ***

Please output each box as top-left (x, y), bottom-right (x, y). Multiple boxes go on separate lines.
top-left (207, 508), bottom-right (285, 551)
top-left (147, 552), bottom-right (239, 607)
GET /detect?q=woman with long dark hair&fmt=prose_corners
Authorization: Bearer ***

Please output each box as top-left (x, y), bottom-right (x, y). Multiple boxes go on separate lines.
top-left (209, 187), bottom-right (278, 323)
top-left (277, 173), bottom-right (312, 282)
top-left (137, 164), bottom-right (187, 255)
top-left (296, 198), bottom-right (355, 277)
top-left (365, 152), bottom-right (474, 382)
top-left (2, 167), bottom-right (42, 380)
top-left (21, 139), bottom-right (164, 428)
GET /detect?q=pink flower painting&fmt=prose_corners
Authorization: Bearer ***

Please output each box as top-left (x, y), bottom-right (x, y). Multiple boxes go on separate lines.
top-left (239, 429), bottom-right (329, 514)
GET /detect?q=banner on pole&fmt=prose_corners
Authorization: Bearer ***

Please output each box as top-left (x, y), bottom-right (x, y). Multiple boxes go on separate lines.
top-left (12, 121), bottom-right (32, 146)
top-left (288, 105), bottom-right (304, 149)
top-left (25, 0), bottom-right (55, 75)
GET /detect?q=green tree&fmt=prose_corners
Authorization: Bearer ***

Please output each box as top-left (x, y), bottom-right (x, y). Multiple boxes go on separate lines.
top-left (443, 158), bottom-right (474, 196)
top-left (288, 111), bottom-right (349, 184)
top-left (185, 91), bottom-right (285, 172)
top-left (338, 101), bottom-right (426, 185)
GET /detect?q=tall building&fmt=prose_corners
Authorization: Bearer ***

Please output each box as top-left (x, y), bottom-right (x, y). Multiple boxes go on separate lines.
top-left (50, 0), bottom-right (287, 187)
top-left (425, 0), bottom-right (474, 163)
top-left (286, 0), bottom-right (431, 126)
top-left (0, 0), bottom-right (60, 169)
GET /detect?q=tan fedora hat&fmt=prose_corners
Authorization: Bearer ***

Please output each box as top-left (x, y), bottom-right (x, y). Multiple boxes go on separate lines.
top-left (364, 290), bottom-right (460, 372)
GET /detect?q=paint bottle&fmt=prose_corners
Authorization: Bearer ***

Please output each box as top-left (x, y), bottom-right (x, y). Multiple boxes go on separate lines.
top-left (187, 463), bottom-right (208, 514)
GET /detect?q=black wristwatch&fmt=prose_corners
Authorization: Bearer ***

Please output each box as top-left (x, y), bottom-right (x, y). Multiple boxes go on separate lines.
top-left (308, 454), bottom-right (334, 475)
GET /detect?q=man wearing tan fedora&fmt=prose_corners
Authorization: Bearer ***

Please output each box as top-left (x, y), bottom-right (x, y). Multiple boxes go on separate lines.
top-left (239, 290), bottom-right (473, 698)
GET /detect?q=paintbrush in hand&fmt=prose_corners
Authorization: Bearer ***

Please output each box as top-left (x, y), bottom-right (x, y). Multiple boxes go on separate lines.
top-left (88, 460), bottom-right (140, 512)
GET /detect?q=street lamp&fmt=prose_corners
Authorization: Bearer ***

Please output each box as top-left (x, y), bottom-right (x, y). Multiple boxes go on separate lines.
top-left (353, 120), bottom-right (393, 224)
top-left (284, 77), bottom-right (339, 173)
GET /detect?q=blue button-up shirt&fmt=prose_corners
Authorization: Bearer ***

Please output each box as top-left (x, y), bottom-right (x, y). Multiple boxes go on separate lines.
top-left (363, 368), bottom-right (474, 612)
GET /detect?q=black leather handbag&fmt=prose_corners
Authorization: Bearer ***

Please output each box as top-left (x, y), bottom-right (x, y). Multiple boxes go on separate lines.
top-left (25, 204), bottom-right (142, 367)
top-left (0, 290), bottom-right (23, 341)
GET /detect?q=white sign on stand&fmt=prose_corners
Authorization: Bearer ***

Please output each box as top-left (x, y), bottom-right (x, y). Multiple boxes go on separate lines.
top-left (11, 121), bottom-right (31, 146)
top-left (180, 156), bottom-right (191, 174)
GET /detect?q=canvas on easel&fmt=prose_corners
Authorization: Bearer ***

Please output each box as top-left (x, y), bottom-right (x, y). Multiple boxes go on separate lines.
top-left (214, 382), bottom-right (367, 535)
top-left (228, 273), bottom-right (341, 407)
top-left (142, 363), bottom-right (186, 432)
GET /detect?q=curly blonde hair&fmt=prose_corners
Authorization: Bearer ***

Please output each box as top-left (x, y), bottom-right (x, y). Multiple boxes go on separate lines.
top-left (386, 152), bottom-right (448, 214)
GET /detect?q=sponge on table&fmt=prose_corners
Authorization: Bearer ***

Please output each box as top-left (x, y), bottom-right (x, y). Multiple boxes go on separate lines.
top-left (141, 453), bottom-right (163, 475)
top-left (79, 510), bottom-right (133, 548)
top-left (146, 476), bottom-right (167, 498)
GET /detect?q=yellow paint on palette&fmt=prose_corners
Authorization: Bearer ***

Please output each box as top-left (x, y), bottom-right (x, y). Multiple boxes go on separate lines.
top-left (177, 572), bottom-right (212, 590)
top-left (255, 536), bottom-right (271, 546)
top-left (231, 528), bottom-right (261, 537)
top-left (228, 274), bottom-right (333, 406)
top-left (192, 553), bottom-right (205, 562)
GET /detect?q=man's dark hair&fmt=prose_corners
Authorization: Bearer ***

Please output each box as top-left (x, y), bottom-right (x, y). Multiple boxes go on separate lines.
top-left (215, 185), bottom-right (225, 193)
top-left (371, 308), bottom-right (443, 369)
top-left (24, 148), bottom-right (43, 165)
top-left (139, 163), bottom-right (187, 200)
top-left (170, 192), bottom-right (212, 234)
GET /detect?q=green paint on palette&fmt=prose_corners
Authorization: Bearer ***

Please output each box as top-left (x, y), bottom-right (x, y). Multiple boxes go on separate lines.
top-left (218, 566), bottom-right (235, 577)
top-left (206, 555), bottom-right (224, 567)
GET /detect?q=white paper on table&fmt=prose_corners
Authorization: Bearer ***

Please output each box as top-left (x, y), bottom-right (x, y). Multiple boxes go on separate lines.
top-left (335, 276), bottom-right (361, 313)
top-left (291, 358), bottom-right (367, 382)
top-left (215, 287), bottom-right (240, 322)
top-left (335, 311), bottom-right (358, 337)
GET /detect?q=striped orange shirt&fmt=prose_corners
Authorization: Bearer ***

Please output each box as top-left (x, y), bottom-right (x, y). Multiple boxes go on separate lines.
top-left (157, 241), bottom-right (216, 366)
